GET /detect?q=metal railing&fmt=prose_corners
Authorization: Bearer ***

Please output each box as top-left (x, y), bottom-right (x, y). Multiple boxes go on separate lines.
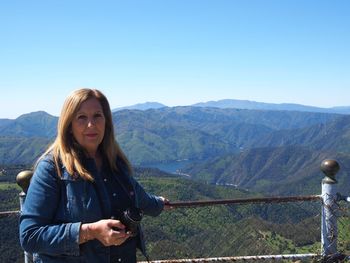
top-left (1, 159), bottom-right (349, 262)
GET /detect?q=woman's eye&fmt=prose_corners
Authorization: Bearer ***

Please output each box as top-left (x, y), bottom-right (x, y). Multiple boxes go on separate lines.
top-left (77, 115), bottom-right (87, 120)
top-left (94, 113), bottom-right (104, 119)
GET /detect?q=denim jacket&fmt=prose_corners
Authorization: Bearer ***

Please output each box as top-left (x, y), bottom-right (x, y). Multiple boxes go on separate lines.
top-left (19, 155), bottom-right (164, 263)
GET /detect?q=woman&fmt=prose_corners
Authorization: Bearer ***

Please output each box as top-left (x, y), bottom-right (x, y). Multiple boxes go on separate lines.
top-left (20, 88), bottom-right (169, 262)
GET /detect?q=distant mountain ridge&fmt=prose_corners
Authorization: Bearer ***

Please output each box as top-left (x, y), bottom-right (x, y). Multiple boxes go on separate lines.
top-left (112, 99), bottom-right (350, 114)
top-left (1, 99), bottom-right (349, 121)
top-left (192, 99), bottom-right (350, 114)
top-left (112, 102), bottom-right (167, 111)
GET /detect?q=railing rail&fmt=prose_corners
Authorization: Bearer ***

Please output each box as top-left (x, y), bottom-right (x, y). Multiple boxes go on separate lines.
top-left (0, 210), bottom-right (20, 217)
top-left (167, 195), bottom-right (322, 208)
top-left (139, 253), bottom-right (320, 263)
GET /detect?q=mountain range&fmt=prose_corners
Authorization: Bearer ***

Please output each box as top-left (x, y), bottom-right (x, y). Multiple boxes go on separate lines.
top-left (112, 99), bottom-right (350, 114)
top-left (192, 99), bottom-right (350, 114)
top-left (113, 102), bottom-right (167, 111)
top-left (1, 100), bottom-right (350, 196)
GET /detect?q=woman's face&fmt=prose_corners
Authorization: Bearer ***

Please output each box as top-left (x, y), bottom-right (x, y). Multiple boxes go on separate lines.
top-left (71, 98), bottom-right (106, 157)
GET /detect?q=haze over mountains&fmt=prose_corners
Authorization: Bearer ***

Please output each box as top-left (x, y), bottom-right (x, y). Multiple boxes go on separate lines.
top-left (112, 99), bottom-right (350, 115)
top-left (1, 99), bottom-right (350, 196)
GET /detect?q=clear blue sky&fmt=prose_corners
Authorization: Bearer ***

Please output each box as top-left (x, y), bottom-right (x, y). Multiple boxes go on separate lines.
top-left (0, 0), bottom-right (349, 119)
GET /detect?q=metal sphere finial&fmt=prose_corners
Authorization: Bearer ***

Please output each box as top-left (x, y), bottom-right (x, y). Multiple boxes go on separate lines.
top-left (16, 170), bottom-right (33, 193)
top-left (321, 159), bottom-right (340, 183)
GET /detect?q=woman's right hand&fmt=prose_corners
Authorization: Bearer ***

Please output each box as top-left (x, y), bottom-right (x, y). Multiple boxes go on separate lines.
top-left (80, 219), bottom-right (131, 246)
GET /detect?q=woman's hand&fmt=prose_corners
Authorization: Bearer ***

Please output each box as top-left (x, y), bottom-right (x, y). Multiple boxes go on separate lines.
top-left (80, 219), bottom-right (131, 246)
top-left (159, 196), bottom-right (173, 211)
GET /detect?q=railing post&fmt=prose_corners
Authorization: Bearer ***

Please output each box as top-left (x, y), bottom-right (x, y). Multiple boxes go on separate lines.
top-left (321, 159), bottom-right (340, 258)
top-left (16, 170), bottom-right (34, 263)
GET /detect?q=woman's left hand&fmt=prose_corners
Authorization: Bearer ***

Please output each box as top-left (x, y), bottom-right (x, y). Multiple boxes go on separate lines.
top-left (159, 196), bottom-right (173, 210)
top-left (82, 219), bottom-right (131, 246)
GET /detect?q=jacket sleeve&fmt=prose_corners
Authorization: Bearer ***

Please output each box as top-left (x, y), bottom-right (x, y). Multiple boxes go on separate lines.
top-left (19, 158), bottom-right (81, 256)
top-left (131, 177), bottom-right (164, 217)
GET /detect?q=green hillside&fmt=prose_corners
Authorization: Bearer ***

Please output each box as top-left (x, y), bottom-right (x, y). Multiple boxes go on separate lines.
top-left (0, 111), bottom-right (57, 138)
top-left (184, 146), bottom-right (350, 196)
top-left (0, 136), bottom-right (51, 165)
top-left (0, 183), bottom-right (22, 263)
top-left (136, 174), bottom-right (323, 261)
top-left (0, 169), bottom-right (330, 262)
top-left (248, 115), bottom-right (350, 154)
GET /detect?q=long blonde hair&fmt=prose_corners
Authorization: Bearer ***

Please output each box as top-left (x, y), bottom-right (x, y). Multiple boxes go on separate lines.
top-left (41, 88), bottom-right (131, 181)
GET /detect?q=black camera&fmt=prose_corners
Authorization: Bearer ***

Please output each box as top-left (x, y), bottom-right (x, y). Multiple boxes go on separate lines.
top-left (117, 207), bottom-right (143, 237)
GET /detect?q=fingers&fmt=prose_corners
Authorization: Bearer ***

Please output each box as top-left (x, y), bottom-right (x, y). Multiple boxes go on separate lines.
top-left (108, 219), bottom-right (126, 231)
top-left (159, 196), bottom-right (168, 203)
top-left (159, 196), bottom-right (174, 210)
top-left (92, 219), bottom-right (131, 246)
top-left (110, 227), bottom-right (130, 246)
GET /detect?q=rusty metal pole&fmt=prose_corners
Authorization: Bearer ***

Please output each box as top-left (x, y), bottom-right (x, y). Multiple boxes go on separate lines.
top-left (16, 170), bottom-right (34, 263)
top-left (320, 159), bottom-right (340, 258)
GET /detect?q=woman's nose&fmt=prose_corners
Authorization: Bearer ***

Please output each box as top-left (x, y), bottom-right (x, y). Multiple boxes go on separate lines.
top-left (87, 118), bottom-right (96, 127)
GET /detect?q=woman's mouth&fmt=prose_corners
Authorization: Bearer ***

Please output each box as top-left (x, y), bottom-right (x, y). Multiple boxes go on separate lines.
top-left (85, 133), bottom-right (98, 138)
